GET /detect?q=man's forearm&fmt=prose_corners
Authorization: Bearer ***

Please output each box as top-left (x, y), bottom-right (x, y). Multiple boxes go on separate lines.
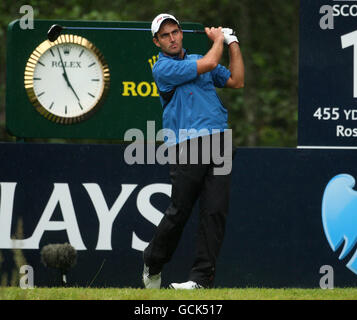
top-left (197, 39), bottom-right (224, 75)
top-left (227, 42), bottom-right (245, 88)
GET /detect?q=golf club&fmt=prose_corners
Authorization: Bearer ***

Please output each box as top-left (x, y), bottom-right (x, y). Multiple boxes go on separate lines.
top-left (47, 24), bottom-right (207, 42)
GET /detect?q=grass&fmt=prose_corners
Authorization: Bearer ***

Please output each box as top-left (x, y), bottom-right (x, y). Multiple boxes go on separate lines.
top-left (0, 287), bottom-right (357, 300)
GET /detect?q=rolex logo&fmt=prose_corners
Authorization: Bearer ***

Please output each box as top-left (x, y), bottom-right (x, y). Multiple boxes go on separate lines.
top-left (148, 54), bottom-right (159, 70)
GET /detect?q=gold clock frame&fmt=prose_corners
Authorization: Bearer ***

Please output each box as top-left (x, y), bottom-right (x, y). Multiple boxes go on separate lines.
top-left (24, 34), bottom-right (110, 124)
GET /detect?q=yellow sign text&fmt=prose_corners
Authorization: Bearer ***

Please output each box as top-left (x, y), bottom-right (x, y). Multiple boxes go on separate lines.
top-left (122, 81), bottom-right (159, 98)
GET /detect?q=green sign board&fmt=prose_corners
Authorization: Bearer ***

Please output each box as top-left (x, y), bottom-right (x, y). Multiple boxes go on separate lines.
top-left (6, 19), bottom-right (207, 140)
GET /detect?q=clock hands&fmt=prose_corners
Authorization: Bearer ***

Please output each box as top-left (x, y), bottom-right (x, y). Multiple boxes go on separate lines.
top-left (62, 72), bottom-right (81, 102)
top-left (56, 47), bottom-right (81, 103)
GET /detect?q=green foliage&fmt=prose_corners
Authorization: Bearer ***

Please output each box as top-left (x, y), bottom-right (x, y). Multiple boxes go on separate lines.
top-left (0, 0), bottom-right (299, 146)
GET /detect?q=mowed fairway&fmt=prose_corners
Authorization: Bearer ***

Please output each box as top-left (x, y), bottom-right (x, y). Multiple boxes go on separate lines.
top-left (1, 287), bottom-right (357, 300)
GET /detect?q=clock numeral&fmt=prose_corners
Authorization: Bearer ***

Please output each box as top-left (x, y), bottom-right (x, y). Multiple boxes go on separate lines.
top-left (33, 78), bottom-right (41, 80)
top-left (49, 102), bottom-right (54, 110)
top-left (88, 92), bottom-right (95, 98)
top-left (50, 49), bottom-right (55, 57)
top-left (79, 49), bottom-right (84, 58)
top-left (91, 79), bottom-right (99, 82)
top-left (88, 62), bottom-right (96, 68)
top-left (65, 106), bottom-right (68, 115)
top-left (37, 92), bottom-right (45, 97)
top-left (38, 61), bottom-right (45, 67)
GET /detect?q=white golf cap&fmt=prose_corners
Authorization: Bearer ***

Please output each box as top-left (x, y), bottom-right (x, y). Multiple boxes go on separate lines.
top-left (151, 13), bottom-right (180, 36)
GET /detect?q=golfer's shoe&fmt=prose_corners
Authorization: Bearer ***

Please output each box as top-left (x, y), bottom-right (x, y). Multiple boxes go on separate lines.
top-left (142, 264), bottom-right (161, 289)
top-left (169, 280), bottom-right (204, 290)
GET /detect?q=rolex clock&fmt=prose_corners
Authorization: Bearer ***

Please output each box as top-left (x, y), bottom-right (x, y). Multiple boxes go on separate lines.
top-left (24, 34), bottom-right (110, 124)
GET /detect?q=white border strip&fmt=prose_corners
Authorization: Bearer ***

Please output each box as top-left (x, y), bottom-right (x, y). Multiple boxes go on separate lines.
top-left (298, 145), bottom-right (357, 149)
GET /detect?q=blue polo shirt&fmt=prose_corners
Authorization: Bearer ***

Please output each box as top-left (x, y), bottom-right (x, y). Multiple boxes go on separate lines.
top-left (152, 49), bottom-right (231, 146)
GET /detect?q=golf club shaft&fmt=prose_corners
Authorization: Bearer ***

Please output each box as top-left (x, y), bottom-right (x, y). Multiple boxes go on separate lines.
top-left (62, 26), bottom-right (206, 33)
top-left (47, 24), bottom-right (207, 42)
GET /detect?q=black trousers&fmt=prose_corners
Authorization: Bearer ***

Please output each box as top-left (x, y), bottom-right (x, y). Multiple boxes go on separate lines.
top-left (143, 133), bottom-right (232, 288)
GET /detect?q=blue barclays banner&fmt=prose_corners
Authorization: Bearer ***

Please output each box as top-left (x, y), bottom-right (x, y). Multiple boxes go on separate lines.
top-left (299, 0), bottom-right (357, 147)
top-left (1, 143), bottom-right (357, 288)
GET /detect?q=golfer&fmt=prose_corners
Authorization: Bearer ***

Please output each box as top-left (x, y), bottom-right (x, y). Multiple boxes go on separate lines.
top-left (143, 13), bottom-right (244, 289)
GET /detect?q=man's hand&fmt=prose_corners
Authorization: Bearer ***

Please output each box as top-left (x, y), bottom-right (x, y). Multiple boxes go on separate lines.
top-left (205, 27), bottom-right (225, 43)
top-left (221, 28), bottom-right (239, 46)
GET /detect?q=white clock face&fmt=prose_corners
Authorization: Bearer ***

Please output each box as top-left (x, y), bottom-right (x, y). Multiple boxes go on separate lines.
top-left (24, 35), bottom-right (110, 124)
top-left (32, 43), bottom-right (104, 118)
